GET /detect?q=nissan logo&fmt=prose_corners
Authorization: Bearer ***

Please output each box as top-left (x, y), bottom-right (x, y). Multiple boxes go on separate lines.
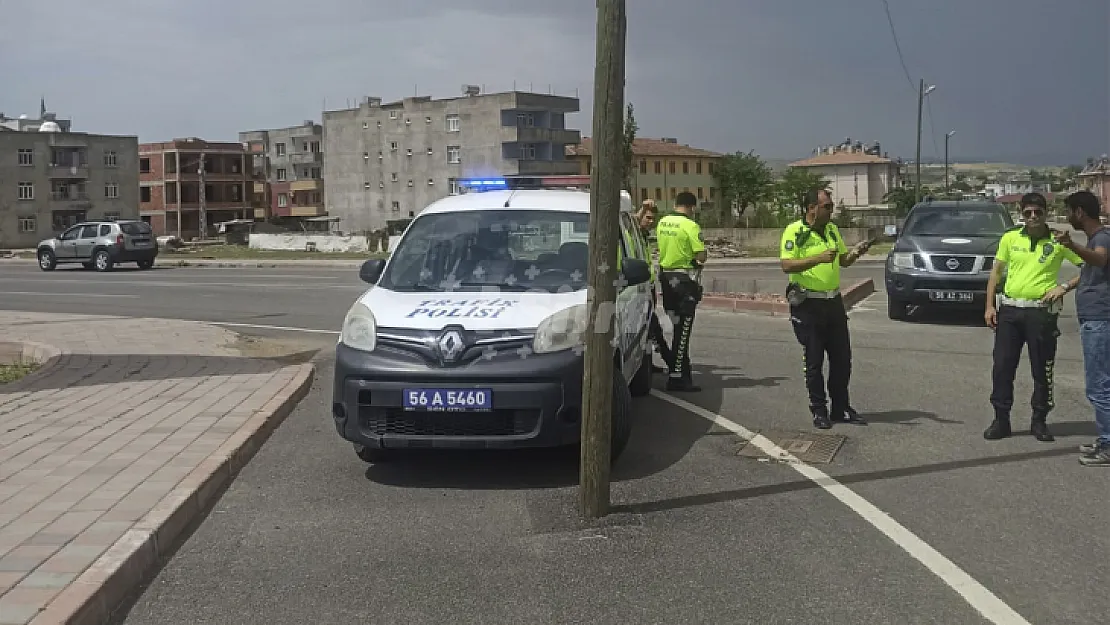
top-left (946, 258), bottom-right (960, 270)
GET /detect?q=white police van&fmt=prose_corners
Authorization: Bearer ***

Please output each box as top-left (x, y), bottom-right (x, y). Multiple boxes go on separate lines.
top-left (332, 175), bottom-right (657, 464)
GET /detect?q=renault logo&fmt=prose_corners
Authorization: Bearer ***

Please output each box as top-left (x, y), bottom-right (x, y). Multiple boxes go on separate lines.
top-left (436, 329), bottom-right (466, 362)
top-left (946, 258), bottom-right (960, 270)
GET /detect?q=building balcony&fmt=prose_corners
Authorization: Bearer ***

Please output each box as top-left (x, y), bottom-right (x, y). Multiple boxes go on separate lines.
top-left (287, 152), bottom-right (323, 165)
top-left (165, 171), bottom-right (250, 181)
top-left (253, 181), bottom-right (268, 194)
top-left (289, 179), bottom-right (322, 192)
top-left (505, 127), bottom-right (581, 145)
top-left (50, 192), bottom-right (90, 201)
top-left (48, 164), bottom-right (89, 178)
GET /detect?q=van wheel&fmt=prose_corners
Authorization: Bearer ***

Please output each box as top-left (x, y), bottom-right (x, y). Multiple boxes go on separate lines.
top-left (37, 250), bottom-right (57, 271)
top-left (610, 363), bottom-right (633, 461)
top-left (354, 444), bottom-right (394, 463)
top-left (93, 250), bottom-right (114, 272)
top-left (628, 351), bottom-right (654, 397)
top-left (887, 297), bottom-right (909, 320)
top-left (137, 259), bottom-right (154, 270)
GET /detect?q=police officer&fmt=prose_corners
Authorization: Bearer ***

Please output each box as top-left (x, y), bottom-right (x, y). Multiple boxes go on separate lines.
top-left (984, 192), bottom-right (1085, 442)
top-left (780, 188), bottom-right (871, 429)
top-left (656, 192), bottom-right (705, 392)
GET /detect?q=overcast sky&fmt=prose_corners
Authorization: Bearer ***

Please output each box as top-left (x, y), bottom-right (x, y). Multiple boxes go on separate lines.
top-left (2, 0), bottom-right (1107, 166)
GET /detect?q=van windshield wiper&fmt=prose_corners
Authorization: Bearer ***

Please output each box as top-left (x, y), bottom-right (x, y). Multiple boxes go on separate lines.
top-left (455, 281), bottom-right (532, 291)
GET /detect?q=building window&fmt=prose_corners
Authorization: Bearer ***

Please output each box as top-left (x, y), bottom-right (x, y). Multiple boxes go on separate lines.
top-left (446, 114), bottom-right (460, 132)
top-left (407, 179), bottom-right (414, 187)
top-left (639, 160), bottom-right (646, 174)
top-left (708, 162), bottom-right (715, 175)
top-left (654, 161), bottom-right (661, 174)
top-left (363, 151), bottom-right (370, 160)
top-left (425, 116), bottom-right (432, 124)
top-left (18, 182), bottom-right (33, 200)
top-left (669, 161), bottom-right (676, 174)
top-left (276, 168), bottom-right (286, 181)
top-left (311, 167), bottom-right (321, 179)
top-left (278, 193), bottom-right (288, 207)
top-left (364, 182), bottom-right (371, 190)
top-left (140, 187), bottom-right (151, 202)
top-left (389, 110), bottom-right (399, 119)
top-left (697, 187), bottom-right (704, 199)
top-left (641, 188), bottom-right (648, 200)
top-left (696, 161), bottom-right (703, 175)
top-left (390, 142), bottom-right (398, 152)
top-left (449, 178), bottom-right (460, 195)
top-left (139, 157), bottom-right (150, 173)
top-left (275, 143), bottom-right (286, 156)
top-left (654, 188), bottom-right (661, 200)
top-left (406, 148), bottom-right (413, 156)
top-left (446, 146), bottom-right (461, 164)
top-left (391, 201), bottom-right (400, 212)
top-left (104, 151), bottom-right (118, 167)
top-left (104, 212), bottom-right (120, 221)
top-left (311, 141), bottom-right (320, 153)
top-left (105, 183), bottom-right (119, 199)
top-left (516, 113), bottom-right (534, 127)
top-left (18, 217), bottom-right (36, 233)
top-left (427, 178), bottom-right (435, 186)
top-left (363, 122), bottom-right (369, 129)
top-left (426, 147), bottom-right (434, 155)
top-left (682, 161), bottom-right (689, 174)
top-left (389, 172), bottom-right (398, 182)
top-left (18, 149), bottom-right (33, 166)
top-left (519, 144), bottom-right (536, 160)
top-left (670, 188), bottom-right (676, 199)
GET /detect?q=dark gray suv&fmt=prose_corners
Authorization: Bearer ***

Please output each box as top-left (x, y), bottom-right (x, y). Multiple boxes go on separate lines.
top-left (884, 200), bottom-right (1014, 320)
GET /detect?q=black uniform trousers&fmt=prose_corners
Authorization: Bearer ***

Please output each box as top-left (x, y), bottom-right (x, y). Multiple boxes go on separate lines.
top-left (789, 295), bottom-right (852, 416)
top-left (660, 271), bottom-right (701, 380)
top-left (648, 287), bottom-right (673, 365)
top-left (989, 304), bottom-right (1060, 420)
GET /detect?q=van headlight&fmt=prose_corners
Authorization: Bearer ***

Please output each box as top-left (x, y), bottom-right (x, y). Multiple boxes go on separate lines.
top-left (533, 304), bottom-right (588, 354)
top-left (340, 301), bottom-right (377, 352)
top-left (890, 253), bottom-right (916, 269)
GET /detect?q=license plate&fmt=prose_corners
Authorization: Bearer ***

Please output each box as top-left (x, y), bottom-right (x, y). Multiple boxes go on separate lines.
top-left (929, 290), bottom-right (974, 302)
top-left (402, 388), bottom-right (492, 412)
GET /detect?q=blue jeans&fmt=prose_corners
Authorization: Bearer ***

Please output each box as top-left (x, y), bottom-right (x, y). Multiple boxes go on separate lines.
top-left (1079, 320), bottom-right (1110, 445)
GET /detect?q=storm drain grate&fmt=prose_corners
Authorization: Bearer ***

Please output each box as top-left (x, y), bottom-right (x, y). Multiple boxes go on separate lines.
top-left (735, 429), bottom-right (847, 464)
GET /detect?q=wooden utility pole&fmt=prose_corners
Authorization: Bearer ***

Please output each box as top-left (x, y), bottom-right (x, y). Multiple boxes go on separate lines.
top-left (198, 152), bottom-right (207, 240)
top-left (579, 0), bottom-right (627, 520)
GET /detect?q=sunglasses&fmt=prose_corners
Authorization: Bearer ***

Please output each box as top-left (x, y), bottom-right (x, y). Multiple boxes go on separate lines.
top-left (1022, 208), bottom-right (1045, 217)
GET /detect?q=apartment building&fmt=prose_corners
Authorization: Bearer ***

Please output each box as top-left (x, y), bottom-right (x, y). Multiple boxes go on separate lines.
top-left (322, 86), bottom-right (582, 232)
top-left (1077, 155), bottom-right (1110, 213)
top-left (566, 137), bottom-right (724, 212)
top-left (239, 121), bottom-right (324, 222)
top-left (789, 139), bottom-right (903, 207)
top-left (0, 99), bottom-right (72, 133)
top-left (139, 138), bottom-right (253, 239)
top-left (0, 115), bottom-right (138, 248)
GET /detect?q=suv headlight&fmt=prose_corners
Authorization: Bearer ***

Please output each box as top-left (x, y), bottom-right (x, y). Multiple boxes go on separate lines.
top-left (533, 304), bottom-right (588, 354)
top-left (340, 301), bottom-right (377, 352)
top-left (890, 253), bottom-right (916, 269)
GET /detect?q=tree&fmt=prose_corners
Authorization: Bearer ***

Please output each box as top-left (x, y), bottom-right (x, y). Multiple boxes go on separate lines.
top-left (883, 186), bottom-right (917, 217)
top-left (620, 103), bottom-right (638, 192)
top-left (713, 150), bottom-right (775, 223)
top-left (774, 167), bottom-right (830, 214)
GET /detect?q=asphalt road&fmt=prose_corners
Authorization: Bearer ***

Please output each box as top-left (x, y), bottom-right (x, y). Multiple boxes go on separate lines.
top-left (1, 260), bottom-right (1103, 624)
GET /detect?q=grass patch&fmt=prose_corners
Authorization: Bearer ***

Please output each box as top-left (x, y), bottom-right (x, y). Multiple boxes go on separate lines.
top-left (162, 245), bottom-right (387, 261)
top-left (0, 360), bottom-right (39, 383)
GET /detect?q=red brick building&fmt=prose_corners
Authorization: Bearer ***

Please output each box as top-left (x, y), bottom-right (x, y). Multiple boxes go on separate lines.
top-left (139, 138), bottom-right (254, 239)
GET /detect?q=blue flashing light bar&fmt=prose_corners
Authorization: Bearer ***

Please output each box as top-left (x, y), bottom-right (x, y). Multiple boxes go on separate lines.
top-left (457, 175), bottom-right (592, 193)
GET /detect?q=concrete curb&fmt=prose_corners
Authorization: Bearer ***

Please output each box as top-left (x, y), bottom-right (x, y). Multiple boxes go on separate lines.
top-left (0, 340), bottom-right (68, 391)
top-left (26, 362), bottom-right (316, 625)
top-left (700, 278), bottom-right (876, 316)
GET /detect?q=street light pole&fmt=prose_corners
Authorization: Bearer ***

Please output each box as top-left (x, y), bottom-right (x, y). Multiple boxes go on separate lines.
top-left (944, 130), bottom-right (955, 196)
top-left (915, 79), bottom-right (936, 203)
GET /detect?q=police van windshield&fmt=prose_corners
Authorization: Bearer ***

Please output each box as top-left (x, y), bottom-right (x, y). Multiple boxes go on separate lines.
top-left (380, 209), bottom-right (591, 293)
top-left (902, 206), bottom-right (1013, 237)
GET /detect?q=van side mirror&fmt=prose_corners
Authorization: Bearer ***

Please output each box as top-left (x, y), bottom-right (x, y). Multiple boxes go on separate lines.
top-left (620, 258), bottom-right (651, 287)
top-left (359, 258), bottom-right (386, 284)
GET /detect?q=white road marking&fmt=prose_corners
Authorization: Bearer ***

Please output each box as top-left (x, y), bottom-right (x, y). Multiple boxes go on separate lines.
top-left (4, 291), bottom-right (139, 298)
top-left (209, 321), bottom-right (339, 334)
top-left (649, 389), bottom-right (1031, 625)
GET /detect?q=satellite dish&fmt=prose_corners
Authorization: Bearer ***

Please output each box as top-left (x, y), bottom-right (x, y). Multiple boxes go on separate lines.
top-left (39, 121), bottom-right (61, 132)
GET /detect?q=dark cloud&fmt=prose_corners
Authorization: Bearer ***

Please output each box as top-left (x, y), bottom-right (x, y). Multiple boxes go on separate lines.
top-left (2, 0), bottom-right (1105, 165)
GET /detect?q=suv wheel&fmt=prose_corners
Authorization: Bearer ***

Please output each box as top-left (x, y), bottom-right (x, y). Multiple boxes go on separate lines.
top-left (888, 297), bottom-right (909, 320)
top-left (137, 259), bottom-right (154, 270)
top-left (610, 362), bottom-right (634, 461)
top-left (93, 250), bottom-right (114, 272)
top-left (37, 250), bottom-right (56, 271)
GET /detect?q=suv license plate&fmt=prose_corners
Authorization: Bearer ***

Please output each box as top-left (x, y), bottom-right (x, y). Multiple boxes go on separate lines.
top-left (403, 388), bottom-right (492, 412)
top-left (930, 290), bottom-right (974, 302)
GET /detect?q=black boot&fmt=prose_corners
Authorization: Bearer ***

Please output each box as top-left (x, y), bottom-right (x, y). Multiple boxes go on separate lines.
top-left (812, 410), bottom-right (832, 430)
top-left (832, 406), bottom-right (867, 426)
top-left (666, 376), bottom-right (701, 392)
top-left (983, 417), bottom-right (1012, 440)
top-left (1030, 415), bottom-right (1055, 442)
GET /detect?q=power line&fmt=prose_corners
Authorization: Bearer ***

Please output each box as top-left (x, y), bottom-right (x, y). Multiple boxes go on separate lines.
top-left (881, 0), bottom-right (916, 93)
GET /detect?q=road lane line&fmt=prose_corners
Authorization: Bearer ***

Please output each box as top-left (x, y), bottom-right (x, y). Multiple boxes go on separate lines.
top-left (649, 389), bottom-right (1031, 625)
top-left (4, 291), bottom-right (139, 298)
top-left (209, 321), bottom-right (339, 334)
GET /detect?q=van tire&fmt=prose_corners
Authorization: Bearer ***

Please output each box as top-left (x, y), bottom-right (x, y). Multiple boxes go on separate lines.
top-left (610, 363), bottom-right (633, 461)
top-left (628, 351), bottom-right (654, 397)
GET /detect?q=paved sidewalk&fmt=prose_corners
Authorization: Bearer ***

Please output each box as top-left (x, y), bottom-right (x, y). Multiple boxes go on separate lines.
top-left (0, 312), bottom-right (314, 625)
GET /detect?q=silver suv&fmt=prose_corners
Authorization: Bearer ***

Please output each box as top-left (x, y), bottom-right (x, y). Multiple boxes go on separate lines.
top-left (37, 220), bottom-right (158, 272)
